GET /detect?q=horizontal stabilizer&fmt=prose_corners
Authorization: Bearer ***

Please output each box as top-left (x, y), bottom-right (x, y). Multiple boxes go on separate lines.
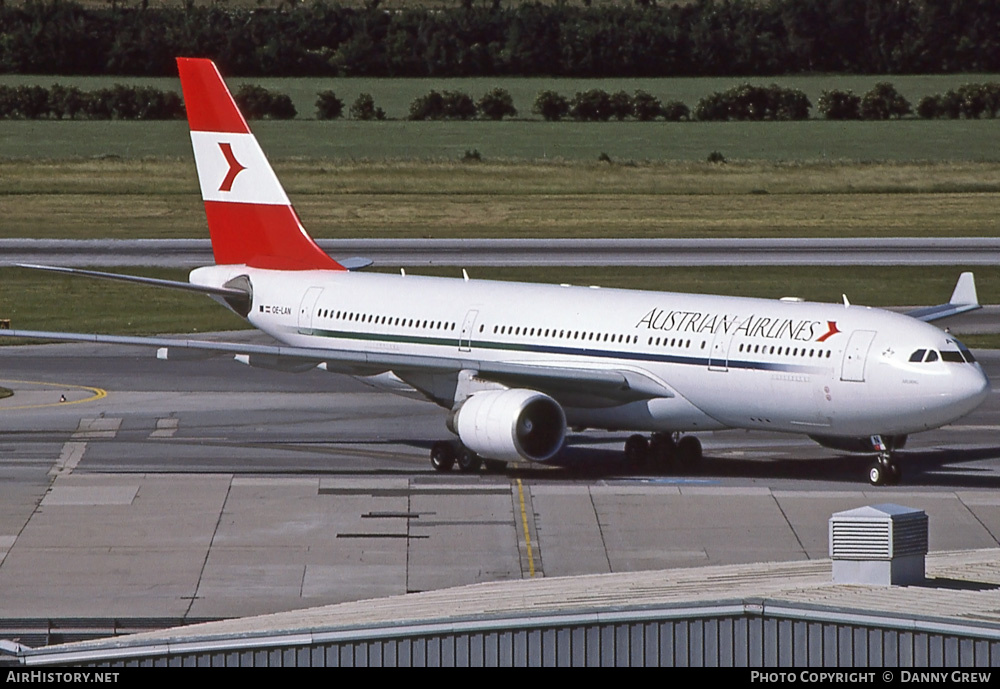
top-left (338, 257), bottom-right (374, 271)
top-left (17, 264), bottom-right (248, 299)
top-left (906, 272), bottom-right (981, 323)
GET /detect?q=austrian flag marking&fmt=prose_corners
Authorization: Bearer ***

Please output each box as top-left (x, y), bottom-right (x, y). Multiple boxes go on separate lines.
top-left (816, 321), bottom-right (841, 342)
top-left (218, 142), bottom-right (247, 192)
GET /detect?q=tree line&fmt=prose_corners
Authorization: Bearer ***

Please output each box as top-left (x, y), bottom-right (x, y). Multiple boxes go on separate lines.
top-left (5, 81), bottom-right (997, 122)
top-left (1, 0), bottom-right (998, 77)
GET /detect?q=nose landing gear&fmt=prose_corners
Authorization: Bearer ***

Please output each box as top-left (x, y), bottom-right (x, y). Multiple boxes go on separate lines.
top-left (867, 435), bottom-right (902, 486)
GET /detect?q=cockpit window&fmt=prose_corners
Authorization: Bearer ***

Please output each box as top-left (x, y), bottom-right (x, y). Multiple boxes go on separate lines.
top-left (911, 344), bottom-right (975, 364)
top-left (956, 342), bottom-right (977, 363)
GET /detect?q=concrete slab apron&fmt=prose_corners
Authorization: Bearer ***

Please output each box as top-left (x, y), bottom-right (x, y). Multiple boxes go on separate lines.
top-left (0, 473), bottom-right (230, 619)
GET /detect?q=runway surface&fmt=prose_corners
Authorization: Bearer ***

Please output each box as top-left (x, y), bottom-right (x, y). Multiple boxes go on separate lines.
top-left (3, 237), bottom-right (1000, 268)
top-left (0, 336), bottom-right (999, 623)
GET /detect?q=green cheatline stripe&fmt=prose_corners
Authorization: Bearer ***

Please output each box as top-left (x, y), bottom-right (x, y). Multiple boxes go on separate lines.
top-left (296, 325), bottom-right (675, 361)
top-left (299, 324), bottom-right (646, 355)
top-left (298, 326), bottom-right (537, 352)
top-left (298, 327), bottom-right (463, 349)
top-left (295, 326), bottom-right (830, 375)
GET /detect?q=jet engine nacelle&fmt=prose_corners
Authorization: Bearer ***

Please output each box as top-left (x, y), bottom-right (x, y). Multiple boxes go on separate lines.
top-left (450, 389), bottom-right (566, 463)
top-left (809, 434), bottom-right (908, 453)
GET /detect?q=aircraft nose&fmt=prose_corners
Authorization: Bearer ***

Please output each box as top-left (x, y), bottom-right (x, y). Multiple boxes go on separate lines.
top-left (957, 364), bottom-right (990, 412)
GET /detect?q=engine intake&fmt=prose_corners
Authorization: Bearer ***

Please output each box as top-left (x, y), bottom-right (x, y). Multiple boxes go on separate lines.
top-left (451, 389), bottom-right (566, 463)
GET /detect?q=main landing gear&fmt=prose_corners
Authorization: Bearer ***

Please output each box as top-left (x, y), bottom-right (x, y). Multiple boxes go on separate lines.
top-left (430, 440), bottom-right (506, 474)
top-left (867, 435), bottom-right (902, 486)
top-left (624, 432), bottom-right (702, 471)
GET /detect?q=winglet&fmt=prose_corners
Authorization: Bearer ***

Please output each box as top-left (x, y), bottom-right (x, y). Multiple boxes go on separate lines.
top-left (176, 57), bottom-right (344, 271)
top-left (950, 271), bottom-right (978, 307)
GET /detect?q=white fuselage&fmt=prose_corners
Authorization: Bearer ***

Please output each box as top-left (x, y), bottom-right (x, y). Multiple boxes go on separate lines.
top-left (193, 265), bottom-right (990, 440)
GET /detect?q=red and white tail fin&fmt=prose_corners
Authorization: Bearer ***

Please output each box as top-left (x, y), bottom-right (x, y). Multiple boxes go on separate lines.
top-left (176, 57), bottom-right (344, 271)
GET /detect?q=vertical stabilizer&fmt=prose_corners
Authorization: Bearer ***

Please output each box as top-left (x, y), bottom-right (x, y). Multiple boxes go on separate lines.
top-left (176, 57), bottom-right (344, 271)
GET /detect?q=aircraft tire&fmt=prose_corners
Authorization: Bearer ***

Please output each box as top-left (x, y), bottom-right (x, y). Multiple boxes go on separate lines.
top-left (624, 434), bottom-right (649, 465)
top-left (649, 433), bottom-right (676, 466)
top-left (888, 462), bottom-right (902, 485)
top-left (430, 441), bottom-right (456, 472)
top-left (483, 458), bottom-right (507, 474)
top-left (457, 448), bottom-right (483, 473)
top-left (676, 436), bottom-right (702, 468)
top-left (868, 462), bottom-right (885, 486)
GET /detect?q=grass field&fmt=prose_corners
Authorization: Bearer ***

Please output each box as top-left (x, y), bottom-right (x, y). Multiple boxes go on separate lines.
top-left (3, 265), bottom-right (996, 346)
top-left (3, 158), bottom-right (999, 239)
top-left (2, 73), bottom-right (997, 340)
top-left (3, 117), bottom-right (1000, 162)
top-left (2, 75), bottom-right (998, 163)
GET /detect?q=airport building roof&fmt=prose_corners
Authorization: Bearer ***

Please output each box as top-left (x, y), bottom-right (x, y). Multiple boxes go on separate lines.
top-left (14, 548), bottom-right (1000, 665)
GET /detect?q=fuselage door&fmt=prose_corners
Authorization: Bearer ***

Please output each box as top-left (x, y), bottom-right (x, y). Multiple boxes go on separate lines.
top-left (298, 286), bottom-right (324, 332)
top-left (841, 329), bottom-right (876, 382)
top-left (459, 309), bottom-right (479, 352)
top-left (708, 322), bottom-right (734, 372)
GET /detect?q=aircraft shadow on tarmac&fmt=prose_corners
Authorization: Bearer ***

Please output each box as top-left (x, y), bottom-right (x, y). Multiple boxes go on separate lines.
top-left (81, 432), bottom-right (1000, 488)
top-left (465, 438), bottom-right (1000, 488)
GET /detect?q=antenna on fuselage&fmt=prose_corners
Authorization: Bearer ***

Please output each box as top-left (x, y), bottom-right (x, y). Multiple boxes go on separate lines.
top-left (843, 294), bottom-right (851, 308)
top-left (462, 269), bottom-right (469, 282)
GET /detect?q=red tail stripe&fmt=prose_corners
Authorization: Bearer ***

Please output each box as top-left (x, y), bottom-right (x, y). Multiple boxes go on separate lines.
top-left (203, 202), bottom-right (343, 270)
top-left (177, 58), bottom-right (250, 134)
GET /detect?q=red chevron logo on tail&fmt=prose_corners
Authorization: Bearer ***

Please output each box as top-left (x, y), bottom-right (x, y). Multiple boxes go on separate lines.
top-left (218, 142), bottom-right (246, 192)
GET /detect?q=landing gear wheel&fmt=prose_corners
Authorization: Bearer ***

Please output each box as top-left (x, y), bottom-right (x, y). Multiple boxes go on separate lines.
top-left (868, 462), bottom-right (884, 486)
top-left (483, 458), bottom-right (507, 474)
top-left (889, 462), bottom-right (902, 485)
top-left (430, 441), bottom-right (455, 472)
top-left (649, 433), bottom-right (676, 466)
top-left (675, 436), bottom-right (702, 469)
top-left (869, 449), bottom-right (901, 486)
top-left (457, 447), bottom-right (483, 473)
top-left (624, 434), bottom-right (649, 466)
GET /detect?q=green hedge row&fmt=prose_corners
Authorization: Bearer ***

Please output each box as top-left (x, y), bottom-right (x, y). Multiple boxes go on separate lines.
top-left (0, 84), bottom-right (183, 120)
top-left (6, 82), bottom-right (999, 122)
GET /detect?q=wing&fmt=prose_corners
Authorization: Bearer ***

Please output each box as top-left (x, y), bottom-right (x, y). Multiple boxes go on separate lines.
top-left (0, 329), bottom-right (671, 406)
top-left (906, 271), bottom-right (981, 322)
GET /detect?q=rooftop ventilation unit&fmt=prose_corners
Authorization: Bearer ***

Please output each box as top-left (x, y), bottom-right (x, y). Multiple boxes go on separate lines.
top-left (829, 503), bottom-right (928, 586)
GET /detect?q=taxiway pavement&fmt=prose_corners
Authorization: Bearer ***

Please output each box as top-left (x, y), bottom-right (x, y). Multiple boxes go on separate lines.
top-left (0, 337), bottom-right (998, 623)
top-left (3, 237), bottom-right (1000, 268)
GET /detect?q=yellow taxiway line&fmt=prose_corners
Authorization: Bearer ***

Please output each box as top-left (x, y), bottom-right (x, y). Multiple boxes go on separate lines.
top-left (0, 379), bottom-right (107, 411)
top-left (516, 478), bottom-right (536, 578)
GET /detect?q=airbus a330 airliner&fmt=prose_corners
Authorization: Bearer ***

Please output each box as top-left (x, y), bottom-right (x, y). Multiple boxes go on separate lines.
top-left (6, 58), bottom-right (990, 486)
